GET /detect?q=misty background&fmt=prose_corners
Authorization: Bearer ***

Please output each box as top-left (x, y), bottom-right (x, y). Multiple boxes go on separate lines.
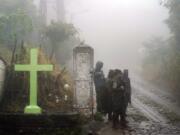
top-left (1, 0), bottom-right (179, 93)
top-left (66, 0), bottom-right (170, 73)
top-left (34, 0), bottom-right (170, 74)
top-left (1, 1), bottom-right (180, 134)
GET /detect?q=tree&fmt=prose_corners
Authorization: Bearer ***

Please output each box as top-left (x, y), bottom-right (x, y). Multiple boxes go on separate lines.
top-left (0, 0), bottom-right (36, 16)
top-left (164, 0), bottom-right (180, 50)
top-left (142, 37), bottom-right (171, 80)
top-left (0, 10), bottom-right (33, 64)
top-left (141, 0), bottom-right (180, 92)
top-left (45, 22), bottom-right (77, 60)
top-left (164, 0), bottom-right (180, 90)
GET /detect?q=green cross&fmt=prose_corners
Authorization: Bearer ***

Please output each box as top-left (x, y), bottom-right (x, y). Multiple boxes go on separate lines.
top-left (15, 48), bottom-right (53, 114)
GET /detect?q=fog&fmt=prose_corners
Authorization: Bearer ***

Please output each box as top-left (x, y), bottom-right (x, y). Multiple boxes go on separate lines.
top-left (35, 0), bottom-right (170, 74)
top-left (65, 0), bottom-right (170, 74)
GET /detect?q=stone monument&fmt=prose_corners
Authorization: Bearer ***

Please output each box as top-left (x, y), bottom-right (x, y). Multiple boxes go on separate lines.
top-left (73, 43), bottom-right (94, 114)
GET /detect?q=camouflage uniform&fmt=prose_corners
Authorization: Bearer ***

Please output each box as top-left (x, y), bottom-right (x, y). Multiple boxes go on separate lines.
top-left (94, 61), bottom-right (105, 113)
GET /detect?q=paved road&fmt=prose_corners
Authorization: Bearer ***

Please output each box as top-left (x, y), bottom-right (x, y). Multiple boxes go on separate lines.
top-left (98, 75), bottom-right (180, 135)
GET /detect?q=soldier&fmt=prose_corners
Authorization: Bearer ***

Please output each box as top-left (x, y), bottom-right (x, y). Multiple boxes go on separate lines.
top-left (103, 70), bottom-right (114, 121)
top-left (111, 69), bottom-right (127, 128)
top-left (94, 61), bottom-right (105, 113)
top-left (123, 69), bottom-right (131, 116)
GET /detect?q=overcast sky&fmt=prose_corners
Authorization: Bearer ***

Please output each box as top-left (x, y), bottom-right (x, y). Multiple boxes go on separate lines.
top-left (66, 0), bottom-right (170, 73)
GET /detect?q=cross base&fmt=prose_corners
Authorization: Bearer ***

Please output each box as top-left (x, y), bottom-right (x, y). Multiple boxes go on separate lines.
top-left (24, 105), bottom-right (42, 114)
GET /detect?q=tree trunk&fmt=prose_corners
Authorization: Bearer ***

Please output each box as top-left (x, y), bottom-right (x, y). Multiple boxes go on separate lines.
top-left (11, 37), bottom-right (17, 65)
top-left (50, 47), bottom-right (55, 60)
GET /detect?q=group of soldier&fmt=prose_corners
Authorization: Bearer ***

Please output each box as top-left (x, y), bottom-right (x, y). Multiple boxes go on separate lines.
top-left (93, 61), bottom-right (131, 128)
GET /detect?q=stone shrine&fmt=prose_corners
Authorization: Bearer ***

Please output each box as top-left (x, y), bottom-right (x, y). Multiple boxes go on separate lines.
top-left (73, 43), bottom-right (94, 113)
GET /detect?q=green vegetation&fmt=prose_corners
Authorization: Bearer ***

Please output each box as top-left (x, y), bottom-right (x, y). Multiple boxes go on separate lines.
top-left (0, 0), bottom-right (79, 66)
top-left (0, 0), bottom-right (79, 113)
top-left (142, 0), bottom-right (180, 92)
top-left (45, 22), bottom-right (77, 60)
top-left (0, 47), bottom-right (74, 113)
top-left (94, 112), bottom-right (104, 122)
top-left (0, 10), bottom-right (33, 64)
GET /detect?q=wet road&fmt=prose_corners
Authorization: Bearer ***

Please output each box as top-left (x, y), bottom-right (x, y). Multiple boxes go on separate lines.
top-left (98, 75), bottom-right (180, 135)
